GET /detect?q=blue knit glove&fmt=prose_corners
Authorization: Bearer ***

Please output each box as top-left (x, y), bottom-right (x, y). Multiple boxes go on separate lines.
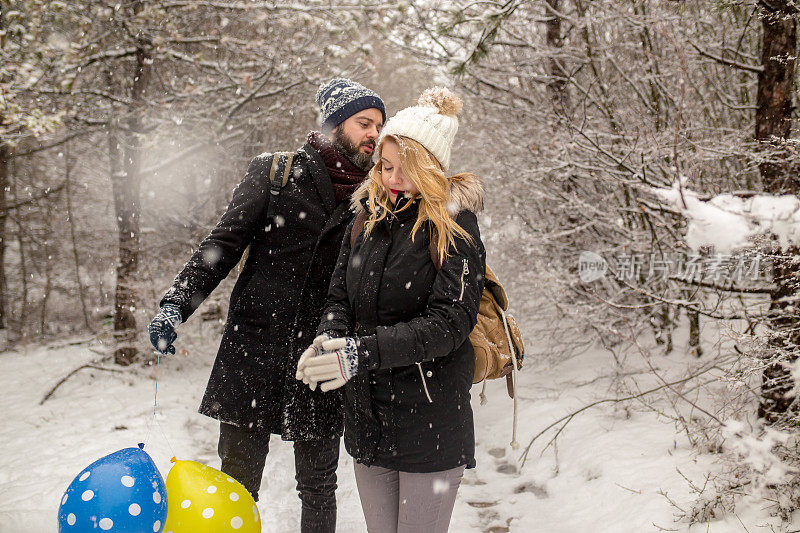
top-left (148, 303), bottom-right (182, 355)
top-left (301, 337), bottom-right (359, 392)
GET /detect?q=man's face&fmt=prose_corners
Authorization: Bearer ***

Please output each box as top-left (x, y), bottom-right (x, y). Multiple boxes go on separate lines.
top-left (331, 108), bottom-right (383, 170)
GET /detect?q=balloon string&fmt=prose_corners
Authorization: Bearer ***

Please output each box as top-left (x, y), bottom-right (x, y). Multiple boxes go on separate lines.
top-left (144, 353), bottom-right (177, 458)
top-left (153, 353), bottom-right (159, 419)
top-left (143, 354), bottom-right (158, 448)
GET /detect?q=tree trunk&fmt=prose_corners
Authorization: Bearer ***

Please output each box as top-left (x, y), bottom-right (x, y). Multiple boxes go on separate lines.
top-left (111, 0), bottom-right (152, 365)
top-left (0, 143), bottom-right (9, 337)
top-left (40, 206), bottom-right (52, 335)
top-left (755, 3), bottom-right (797, 190)
top-left (761, 246), bottom-right (800, 421)
top-left (12, 158), bottom-right (27, 340)
top-left (110, 107), bottom-right (145, 365)
top-left (688, 310), bottom-right (701, 358)
top-left (111, 124), bottom-right (140, 365)
top-left (755, 1), bottom-right (799, 424)
top-left (650, 303), bottom-right (673, 353)
top-left (545, 0), bottom-right (569, 115)
top-left (635, 1), bottom-right (664, 132)
top-left (65, 144), bottom-right (92, 330)
top-left (0, 0), bottom-right (8, 341)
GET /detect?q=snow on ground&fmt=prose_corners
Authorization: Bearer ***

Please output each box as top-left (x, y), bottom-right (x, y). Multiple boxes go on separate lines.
top-left (0, 319), bottom-right (790, 532)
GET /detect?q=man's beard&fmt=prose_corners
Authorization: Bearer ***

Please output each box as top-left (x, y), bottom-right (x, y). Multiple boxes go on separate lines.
top-left (333, 128), bottom-right (374, 171)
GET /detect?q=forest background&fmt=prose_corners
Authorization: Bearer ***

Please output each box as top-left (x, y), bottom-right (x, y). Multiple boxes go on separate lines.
top-left (3, 0), bottom-right (800, 530)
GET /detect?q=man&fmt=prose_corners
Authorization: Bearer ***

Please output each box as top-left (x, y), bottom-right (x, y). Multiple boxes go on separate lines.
top-left (147, 78), bottom-right (385, 533)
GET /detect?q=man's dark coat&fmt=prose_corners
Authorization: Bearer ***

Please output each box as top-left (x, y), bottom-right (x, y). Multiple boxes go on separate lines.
top-left (161, 144), bottom-right (352, 440)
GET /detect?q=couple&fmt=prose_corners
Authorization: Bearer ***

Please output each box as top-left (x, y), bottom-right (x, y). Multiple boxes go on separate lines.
top-left (148, 79), bottom-right (486, 533)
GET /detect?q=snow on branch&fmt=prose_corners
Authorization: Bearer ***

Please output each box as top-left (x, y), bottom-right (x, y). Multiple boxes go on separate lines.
top-left (159, 1), bottom-right (397, 12)
top-left (652, 179), bottom-right (800, 253)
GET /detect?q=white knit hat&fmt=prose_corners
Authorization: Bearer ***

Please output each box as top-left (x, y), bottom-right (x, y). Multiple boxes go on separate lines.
top-left (375, 87), bottom-right (462, 171)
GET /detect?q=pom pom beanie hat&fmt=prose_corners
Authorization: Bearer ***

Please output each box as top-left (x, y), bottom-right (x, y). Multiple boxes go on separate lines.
top-left (375, 86), bottom-right (463, 171)
top-left (316, 78), bottom-right (386, 130)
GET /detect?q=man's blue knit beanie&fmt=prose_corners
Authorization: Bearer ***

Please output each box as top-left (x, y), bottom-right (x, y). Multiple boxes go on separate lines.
top-left (316, 78), bottom-right (386, 130)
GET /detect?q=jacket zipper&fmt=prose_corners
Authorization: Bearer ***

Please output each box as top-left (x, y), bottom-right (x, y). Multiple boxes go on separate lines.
top-left (416, 363), bottom-right (433, 403)
top-left (459, 259), bottom-right (469, 301)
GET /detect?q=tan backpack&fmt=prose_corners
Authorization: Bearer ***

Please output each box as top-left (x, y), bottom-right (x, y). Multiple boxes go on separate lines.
top-left (351, 212), bottom-right (526, 447)
top-left (472, 265), bottom-right (525, 389)
top-left (468, 264), bottom-right (525, 448)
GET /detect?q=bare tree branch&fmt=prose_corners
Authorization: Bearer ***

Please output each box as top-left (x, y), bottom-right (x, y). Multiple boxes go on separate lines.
top-left (688, 40), bottom-right (763, 74)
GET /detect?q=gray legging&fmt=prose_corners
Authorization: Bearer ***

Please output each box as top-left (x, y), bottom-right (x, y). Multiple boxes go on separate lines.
top-left (353, 462), bottom-right (466, 533)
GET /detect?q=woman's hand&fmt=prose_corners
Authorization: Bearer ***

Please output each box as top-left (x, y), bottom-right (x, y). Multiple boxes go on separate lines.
top-left (301, 337), bottom-right (359, 392)
top-left (296, 333), bottom-right (335, 387)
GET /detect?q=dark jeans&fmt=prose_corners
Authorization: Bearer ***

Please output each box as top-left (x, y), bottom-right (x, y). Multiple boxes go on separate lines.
top-left (218, 422), bottom-right (340, 533)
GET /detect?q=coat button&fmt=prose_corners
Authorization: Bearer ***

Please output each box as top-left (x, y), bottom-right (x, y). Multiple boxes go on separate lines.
top-left (426, 371), bottom-right (433, 377)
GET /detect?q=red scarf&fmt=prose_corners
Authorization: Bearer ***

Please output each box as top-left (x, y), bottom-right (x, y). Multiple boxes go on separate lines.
top-left (307, 131), bottom-right (368, 203)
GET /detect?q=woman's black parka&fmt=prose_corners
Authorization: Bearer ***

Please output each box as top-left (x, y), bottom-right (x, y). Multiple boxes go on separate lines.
top-left (317, 178), bottom-right (486, 472)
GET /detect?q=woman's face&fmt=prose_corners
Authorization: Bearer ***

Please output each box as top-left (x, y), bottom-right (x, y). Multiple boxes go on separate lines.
top-left (380, 138), bottom-right (419, 204)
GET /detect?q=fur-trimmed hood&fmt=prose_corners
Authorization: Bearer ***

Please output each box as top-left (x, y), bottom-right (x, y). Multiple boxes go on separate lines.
top-left (350, 175), bottom-right (485, 216)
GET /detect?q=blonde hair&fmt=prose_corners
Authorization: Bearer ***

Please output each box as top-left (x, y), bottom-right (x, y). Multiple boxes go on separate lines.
top-left (363, 135), bottom-right (476, 263)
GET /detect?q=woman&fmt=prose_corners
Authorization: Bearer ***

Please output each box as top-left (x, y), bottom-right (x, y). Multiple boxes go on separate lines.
top-left (297, 87), bottom-right (486, 533)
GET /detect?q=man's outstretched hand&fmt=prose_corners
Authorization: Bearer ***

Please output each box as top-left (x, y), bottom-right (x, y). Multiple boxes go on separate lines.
top-left (148, 303), bottom-right (182, 355)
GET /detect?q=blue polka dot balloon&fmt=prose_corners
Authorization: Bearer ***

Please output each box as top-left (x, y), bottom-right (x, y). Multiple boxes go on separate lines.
top-left (58, 444), bottom-right (168, 532)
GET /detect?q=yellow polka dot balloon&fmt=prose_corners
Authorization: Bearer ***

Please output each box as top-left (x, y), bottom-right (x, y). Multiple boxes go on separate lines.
top-left (163, 458), bottom-right (260, 533)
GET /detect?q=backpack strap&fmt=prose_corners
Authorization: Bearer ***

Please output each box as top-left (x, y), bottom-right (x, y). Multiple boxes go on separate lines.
top-left (501, 307), bottom-right (520, 449)
top-left (236, 151), bottom-right (294, 275)
top-left (350, 210), bottom-right (369, 248)
top-left (265, 151), bottom-right (295, 224)
top-left (429, 224), bottom-right (442, 271)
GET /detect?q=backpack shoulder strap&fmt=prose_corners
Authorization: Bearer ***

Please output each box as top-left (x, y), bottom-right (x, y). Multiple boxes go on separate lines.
top-left (483, 265), bottom-right (508, 310)
top-left (350, 210), bottom-right (369, 248)
top-left (237, 151), bottom-right (294, 275)
top-left (265, 151), bottom-right (295, 223)
top-left (429, 224), bottom-right (442, 271)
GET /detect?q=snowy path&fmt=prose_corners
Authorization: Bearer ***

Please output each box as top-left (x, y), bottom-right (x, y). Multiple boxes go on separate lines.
top-left (0, 326), bottom-right (780, 532)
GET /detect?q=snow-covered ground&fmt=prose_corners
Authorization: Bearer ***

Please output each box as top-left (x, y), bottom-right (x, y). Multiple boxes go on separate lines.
top-left (0, 320), bottom-right (790, 532)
